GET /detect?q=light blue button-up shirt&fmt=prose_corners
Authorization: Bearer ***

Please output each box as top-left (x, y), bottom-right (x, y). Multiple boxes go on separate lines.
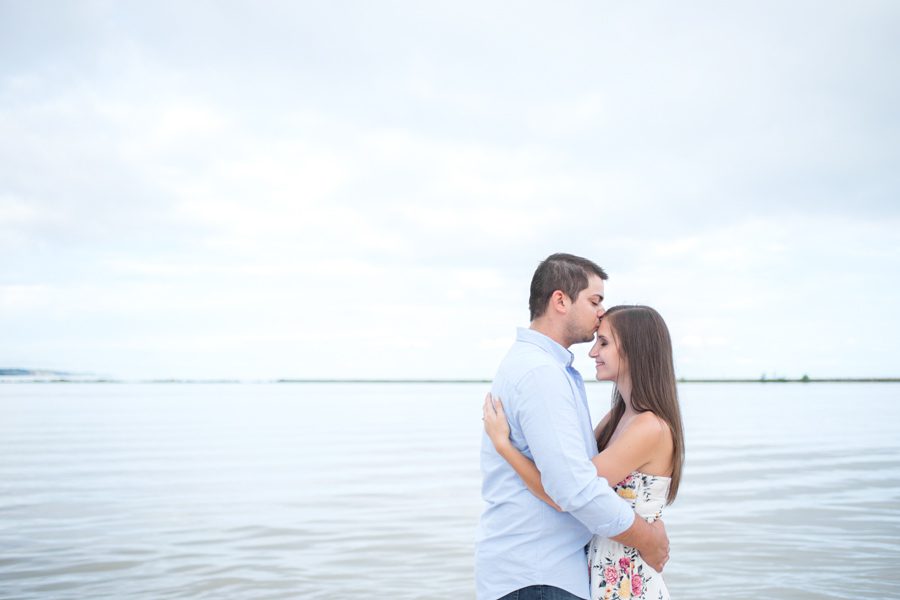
top-left (475, 328), bottom-right (635, 600)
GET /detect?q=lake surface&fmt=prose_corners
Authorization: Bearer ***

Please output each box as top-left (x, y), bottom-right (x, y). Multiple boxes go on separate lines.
top-left (1, 382), bottom-right (899, 599)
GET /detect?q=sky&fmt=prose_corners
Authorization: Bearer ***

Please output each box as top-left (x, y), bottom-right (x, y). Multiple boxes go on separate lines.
top-left (1, 1), bottom-right (899, 380)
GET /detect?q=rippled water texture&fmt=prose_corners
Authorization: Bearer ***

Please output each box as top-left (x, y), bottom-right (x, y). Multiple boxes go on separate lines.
top-left (1, 383), bottom-right (898, 599)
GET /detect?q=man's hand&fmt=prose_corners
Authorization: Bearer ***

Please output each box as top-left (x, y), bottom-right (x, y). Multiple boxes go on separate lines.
top-left (611, 517), bottom-right (669, 572)
top-left (639, 520), bottom-right (669, 572)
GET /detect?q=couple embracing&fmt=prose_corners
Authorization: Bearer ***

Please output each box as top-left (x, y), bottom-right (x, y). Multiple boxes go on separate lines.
top-left (476, 253), bottom-right (685, 600)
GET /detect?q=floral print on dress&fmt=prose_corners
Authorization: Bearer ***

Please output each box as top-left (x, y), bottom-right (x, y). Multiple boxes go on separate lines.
top-left (614, 472), bottom-right (664, 520)
top-left (588, 471), bottom-right (671, 600)
top-left (592, 552), bottom-right (652, 600)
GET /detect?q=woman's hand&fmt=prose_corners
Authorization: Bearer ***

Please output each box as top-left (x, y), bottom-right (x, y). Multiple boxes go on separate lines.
top-left (482, 393), bottom-right (512, 450)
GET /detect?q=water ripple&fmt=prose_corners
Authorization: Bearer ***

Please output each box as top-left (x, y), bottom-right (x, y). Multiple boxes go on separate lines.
top-left (1, 382), bottom-right (898, 599)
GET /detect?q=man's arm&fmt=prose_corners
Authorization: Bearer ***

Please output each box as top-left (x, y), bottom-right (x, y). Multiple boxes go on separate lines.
top-left (612, 518), bottom-right (669, 572)
top-left (505, 375), bottom-right (670, 571)
top-left (516, 366), bottom-right (634, 536)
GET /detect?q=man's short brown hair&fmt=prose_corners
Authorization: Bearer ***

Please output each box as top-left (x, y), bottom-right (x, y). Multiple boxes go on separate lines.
top-left (528, 253), bottom-right (608, 321)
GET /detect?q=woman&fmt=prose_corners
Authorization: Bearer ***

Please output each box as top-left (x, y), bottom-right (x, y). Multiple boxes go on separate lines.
top-left (483, 305), bottom-right (685, 600)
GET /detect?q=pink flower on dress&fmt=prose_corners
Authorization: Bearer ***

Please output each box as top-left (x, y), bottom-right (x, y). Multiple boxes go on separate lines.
top-left (619, 557), bottom-right (631, 571)
top-left (619, 474), bottom-right (634, 486)
top-left (631, 574), bottom-right (643, 596)
top-left (604, 565), bottom-right (619, 585)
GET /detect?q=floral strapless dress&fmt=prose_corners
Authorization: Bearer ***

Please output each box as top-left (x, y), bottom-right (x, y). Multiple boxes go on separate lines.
top-left (588, 471), bottom-right (671, 600)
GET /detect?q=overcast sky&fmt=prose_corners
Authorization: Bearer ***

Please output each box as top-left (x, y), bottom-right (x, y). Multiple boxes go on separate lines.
top-left (2, 1), bottom-right (898, 380)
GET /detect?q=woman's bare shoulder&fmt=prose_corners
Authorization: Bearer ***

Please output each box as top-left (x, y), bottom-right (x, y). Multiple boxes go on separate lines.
top-left (623, 411), bottom-right (670, 442)
top-left (622, 411), bottom-right (674, 474)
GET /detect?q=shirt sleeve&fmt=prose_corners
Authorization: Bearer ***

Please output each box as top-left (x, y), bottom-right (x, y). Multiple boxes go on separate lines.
top-left (516, 364), bottom-right (635, 537)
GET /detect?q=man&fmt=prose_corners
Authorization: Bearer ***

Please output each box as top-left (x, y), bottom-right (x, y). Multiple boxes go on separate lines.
top-left (475, 253), bottom-right (669, 600)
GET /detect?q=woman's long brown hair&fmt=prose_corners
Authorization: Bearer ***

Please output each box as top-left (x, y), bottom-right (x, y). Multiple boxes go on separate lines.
top-left (595, 305), bottom-right (685, 504)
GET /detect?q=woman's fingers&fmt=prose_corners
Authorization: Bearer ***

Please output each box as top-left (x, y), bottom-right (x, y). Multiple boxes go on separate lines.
top-left (484, 393), bottom-right (499, 415)
top-left (483, 394), bottom-right (506, 430)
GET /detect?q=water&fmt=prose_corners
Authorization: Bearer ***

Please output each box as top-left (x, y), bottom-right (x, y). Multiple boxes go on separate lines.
top-left (1, 382), bottom-right (898, 599)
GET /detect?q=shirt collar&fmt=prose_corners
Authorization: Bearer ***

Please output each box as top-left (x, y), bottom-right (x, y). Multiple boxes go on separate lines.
top-left (516, 327), bottom-right (575, 367)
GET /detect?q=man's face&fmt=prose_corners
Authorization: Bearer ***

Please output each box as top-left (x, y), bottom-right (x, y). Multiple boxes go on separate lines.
top-left (565, 274), bottom-right (605, 345)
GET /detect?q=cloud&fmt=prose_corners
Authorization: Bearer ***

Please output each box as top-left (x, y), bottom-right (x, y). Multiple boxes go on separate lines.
top-left (1, 1), bottom-right (898, 378)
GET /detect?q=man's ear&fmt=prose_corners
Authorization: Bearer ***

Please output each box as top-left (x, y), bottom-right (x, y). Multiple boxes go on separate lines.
top-left (549, 290), bottom-right (569, 314)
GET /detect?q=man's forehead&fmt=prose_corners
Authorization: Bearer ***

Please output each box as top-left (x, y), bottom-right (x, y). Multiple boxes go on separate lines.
top-left (587, 276), bottom-right (605, 297)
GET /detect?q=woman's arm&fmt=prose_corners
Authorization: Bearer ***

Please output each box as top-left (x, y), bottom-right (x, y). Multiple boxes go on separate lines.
top-left (482, 394), bottom-right (561, 511)
top-left (591, 411), bottom-right (669, 486)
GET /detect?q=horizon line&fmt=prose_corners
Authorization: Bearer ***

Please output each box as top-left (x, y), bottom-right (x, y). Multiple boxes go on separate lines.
top-left (2, 377), bottom-right (899, 384)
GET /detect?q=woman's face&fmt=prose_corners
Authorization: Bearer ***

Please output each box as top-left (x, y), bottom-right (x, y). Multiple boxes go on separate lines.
top-left (589, 318), bottom-right (626, 382)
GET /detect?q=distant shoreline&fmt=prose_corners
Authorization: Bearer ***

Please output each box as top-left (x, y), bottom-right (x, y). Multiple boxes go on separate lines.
top-left (1, 376), bottom-right (899, 384)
